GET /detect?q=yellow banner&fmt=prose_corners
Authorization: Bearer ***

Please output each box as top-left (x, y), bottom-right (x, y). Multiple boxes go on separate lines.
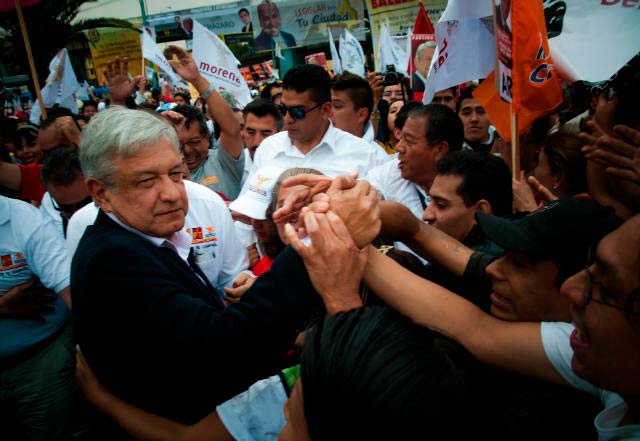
top-left (365, 0), bottom-right (446, 71)
top-left (84, 28), bottom-right (142, 86)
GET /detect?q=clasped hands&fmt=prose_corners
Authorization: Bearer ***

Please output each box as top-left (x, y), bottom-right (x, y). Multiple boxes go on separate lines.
top-left (273, 173), bottom-right (381, 314)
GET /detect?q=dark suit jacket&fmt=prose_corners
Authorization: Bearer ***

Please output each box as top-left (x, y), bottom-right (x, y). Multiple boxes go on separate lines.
top-left (72, 210), bottom-right (322, 428)
top-left (254, 30), bottom-right (296, 52)
top-left (242, 22), bottom-right (253, 33)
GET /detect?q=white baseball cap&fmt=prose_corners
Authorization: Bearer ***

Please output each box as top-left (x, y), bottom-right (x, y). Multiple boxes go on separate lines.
top-left (229, 166), bottom-right (285, 220)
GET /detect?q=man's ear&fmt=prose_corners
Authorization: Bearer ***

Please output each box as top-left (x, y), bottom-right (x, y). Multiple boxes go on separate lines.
top-left (356, 107), bottom-right (369, 126)
top-left (474, 199), bottom-right (493, 215)
top-left (321, 101), bottom-right (333, 118)
top-left (434, 140), bottom-right (450, 162)
top-left (86, 178), bottom-right (112, 213)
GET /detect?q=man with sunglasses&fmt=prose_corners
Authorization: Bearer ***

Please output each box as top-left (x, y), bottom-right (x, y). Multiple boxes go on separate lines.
top-left (39, 148), bottom-right (91, 237)
top-left (248, 64), bottom-right (389, 180)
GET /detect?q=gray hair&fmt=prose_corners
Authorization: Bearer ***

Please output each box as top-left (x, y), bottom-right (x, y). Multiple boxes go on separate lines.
top-left (79, 107), bottom-right (180, 188)
top-left (269, 167), bottom-right (322, 215)
top-left (416, 41), bottom-right (437, 58)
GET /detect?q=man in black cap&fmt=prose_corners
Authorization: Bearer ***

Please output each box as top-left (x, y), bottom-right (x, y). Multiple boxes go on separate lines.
top-left (379, 197), bottom-right (621, 319)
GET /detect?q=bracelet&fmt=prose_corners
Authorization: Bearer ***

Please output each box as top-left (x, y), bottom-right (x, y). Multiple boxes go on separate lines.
top-left (199, 83), bottom-right (216, 100)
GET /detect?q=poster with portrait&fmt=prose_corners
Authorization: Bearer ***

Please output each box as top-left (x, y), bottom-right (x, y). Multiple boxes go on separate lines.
top-left (409, 34), bottom-right (436, 93)
top-left (249, 0), bottom-right (365, 52)
top-left (149, 2), bottom-right (252, 42)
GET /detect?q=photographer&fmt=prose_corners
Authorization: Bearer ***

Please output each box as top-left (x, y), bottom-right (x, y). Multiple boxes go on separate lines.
top-left (367, 66), bottom-right (412, 134)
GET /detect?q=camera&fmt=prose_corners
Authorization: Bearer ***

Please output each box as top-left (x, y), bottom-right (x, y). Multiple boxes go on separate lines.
top-left (382, 65), bottom-right (403, 86)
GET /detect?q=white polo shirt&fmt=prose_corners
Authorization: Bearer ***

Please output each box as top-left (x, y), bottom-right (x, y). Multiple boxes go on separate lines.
top-left (0, 196), bottom-right (70, 357)
top-left (250, 122), bottom-right (390, 179)
top-left (66, 180), bottom-right (248, 294)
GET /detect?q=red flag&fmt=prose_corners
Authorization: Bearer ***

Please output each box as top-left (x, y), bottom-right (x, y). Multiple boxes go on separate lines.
top-left (413, 2), bottom-right (435, 35)
top-left (0, 0), bottom-right (40, 12)
top-left (476, 0), bottom-right (562, 141)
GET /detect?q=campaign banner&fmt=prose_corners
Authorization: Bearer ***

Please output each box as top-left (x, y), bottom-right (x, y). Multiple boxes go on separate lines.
top-left (84, 28), bottom-right (142, 86)
top-left (365, 0), bottom-right (447, 71)
top-left (249, 0), bottom-right (365, 52)
top-left (148, 2), bottom-right (252, 43)
top-left (192, 21), bottom-right (252, 107)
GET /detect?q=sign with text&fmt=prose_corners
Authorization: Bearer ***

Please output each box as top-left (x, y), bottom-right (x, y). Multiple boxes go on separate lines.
top-left (84, 28), bottom-right (142, 86)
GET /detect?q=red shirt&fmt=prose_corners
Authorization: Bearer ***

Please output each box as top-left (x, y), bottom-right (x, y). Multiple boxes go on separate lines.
top-left (18, 163), bottom-right (45, 202)
top-left (251, 255), bottom-right (274, 277)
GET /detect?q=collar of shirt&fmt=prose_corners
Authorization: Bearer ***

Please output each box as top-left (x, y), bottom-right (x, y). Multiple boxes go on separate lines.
top-left (106, 212), bottom-right (191, 262)
top-left (0, 197), bottom-right (9, 224)
top-left (363, 121), bottom-right (375, 142)
top-left (279, 122), bottom-right (335, 158)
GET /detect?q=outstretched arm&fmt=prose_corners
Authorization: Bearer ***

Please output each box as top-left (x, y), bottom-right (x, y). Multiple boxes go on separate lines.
top-left (363, 249), bottom-right (564, 385)
top-left (76, 347), bottom-right (233, 441)
top-left (165, 46), bottom-right (243, 159)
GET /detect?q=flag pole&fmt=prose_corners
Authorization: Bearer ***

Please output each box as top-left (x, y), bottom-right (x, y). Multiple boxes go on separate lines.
top-left (510, 105), bottom-right (520, 179)
top-left (14, 0), bottom-right (46, 119)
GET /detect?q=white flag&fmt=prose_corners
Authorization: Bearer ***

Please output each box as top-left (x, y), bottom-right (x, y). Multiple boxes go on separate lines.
top-left (377, 23), bottom-right (409, 75)
top-left (274, 39), bottom-right (285, 60)
top-left (328, 28), bottom-right (342, 74)
top-left (546, 0), bottom-right (640, 82)
top-left (422, 0), bottom-right (494, 104)
top-left (141, 30), bottom-right (182, 86)
top-left (192, 20), bottom-right (252, 107)
top-left (30, 48), bottom-right (79, 124)
top-left (339, 29), bottom-right (365, 78)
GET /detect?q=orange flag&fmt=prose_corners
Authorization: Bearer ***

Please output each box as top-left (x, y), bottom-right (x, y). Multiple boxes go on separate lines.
top-left (475, 0), bottom-right (563, 141)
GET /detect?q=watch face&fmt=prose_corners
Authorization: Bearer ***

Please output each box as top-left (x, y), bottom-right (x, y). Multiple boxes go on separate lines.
top-left (542, 0), bottom-right (567, 39)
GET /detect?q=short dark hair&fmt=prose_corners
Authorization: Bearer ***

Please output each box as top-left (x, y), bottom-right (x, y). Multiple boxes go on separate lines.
top-left (171, 105), bottom-right (208, 137)
top-left (238, 7), bottom-right (249, 15)
top-left (81, 100), bottom-right (98, 112)
top-left (407, 104), bottom-right (464, 151)
top-left (260, 81), bottom-right (282, 101)
top-left (12, 124), bottom-right (38, 147)
top-left (283, 64), bottom-right (331, 105)
top-left (456, 85), bottom-right (477, 113)
top-left (174, 92), bottom-right (190, 103)
top-left (302, 307), bottom-right (475, 440)
top-left (394, 101), bottom-right (422, 130)
top-left (243, 98), bottom-right (284, 131)
top-left (436, 150), bottom-right (513, 216)
top-left (41, 147), bottom-right (83, 187)
top-left (331, 71), bottom-right (374, 118)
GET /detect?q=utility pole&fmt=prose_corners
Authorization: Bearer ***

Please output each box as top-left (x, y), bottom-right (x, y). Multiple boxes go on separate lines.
top-left (139, 0), bottom-right (147, 26)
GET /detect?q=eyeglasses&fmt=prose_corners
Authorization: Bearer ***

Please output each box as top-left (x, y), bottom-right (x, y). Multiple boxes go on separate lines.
top-left (181, 134), bottom-right (208, 150)
top-left (51, 194), bottom-right (93, 219)
top-left (581, 247), bottom-right (640, 316)
top-left (277, 102), bottom-right (323, 121)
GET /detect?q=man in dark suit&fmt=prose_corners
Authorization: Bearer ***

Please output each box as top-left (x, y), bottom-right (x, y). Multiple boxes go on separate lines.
top-left (254, 0), bottom-right (296, 52)
top-left (239, 7), bottom-right (253, 33)
top-left (72, 107), bottom-right (326, 436)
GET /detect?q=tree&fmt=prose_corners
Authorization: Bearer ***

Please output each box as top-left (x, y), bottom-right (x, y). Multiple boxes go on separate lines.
top-left (0, 0), bottom-right (136, 88)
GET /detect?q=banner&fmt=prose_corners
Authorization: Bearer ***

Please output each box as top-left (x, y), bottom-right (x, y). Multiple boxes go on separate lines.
top-left (366, 0), bottom-right (447, 71)
top-left (30, 48), bottom-right (79, 124)
top-left (249, 0), bottom-right (365, 52)
top-left (84, 27), bottom-right (142, 86)
top-left (339, 28), bottom-right (365, 77)
top-left (141, 30), bottom-right (182, 85)
top-left (422, 1), bottom-right (495, 104)
top-left (148, 2), bottom-right (252, 43)
top-left (192, 20), bottom-right (252, 107)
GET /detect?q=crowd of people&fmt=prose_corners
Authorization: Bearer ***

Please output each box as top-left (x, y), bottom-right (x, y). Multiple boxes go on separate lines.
top-left (1, 38), bottom-right (639, 441)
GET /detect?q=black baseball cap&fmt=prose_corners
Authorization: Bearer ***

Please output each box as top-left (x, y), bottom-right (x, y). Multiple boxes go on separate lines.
top-left (476, 198), bottom-right (622, 260)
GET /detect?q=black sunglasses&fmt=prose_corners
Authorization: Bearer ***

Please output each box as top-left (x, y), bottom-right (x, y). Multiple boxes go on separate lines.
top-left (277, 102), bottom-right (324, 121)
top-left (51, 194), bottom-right (93, 218)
